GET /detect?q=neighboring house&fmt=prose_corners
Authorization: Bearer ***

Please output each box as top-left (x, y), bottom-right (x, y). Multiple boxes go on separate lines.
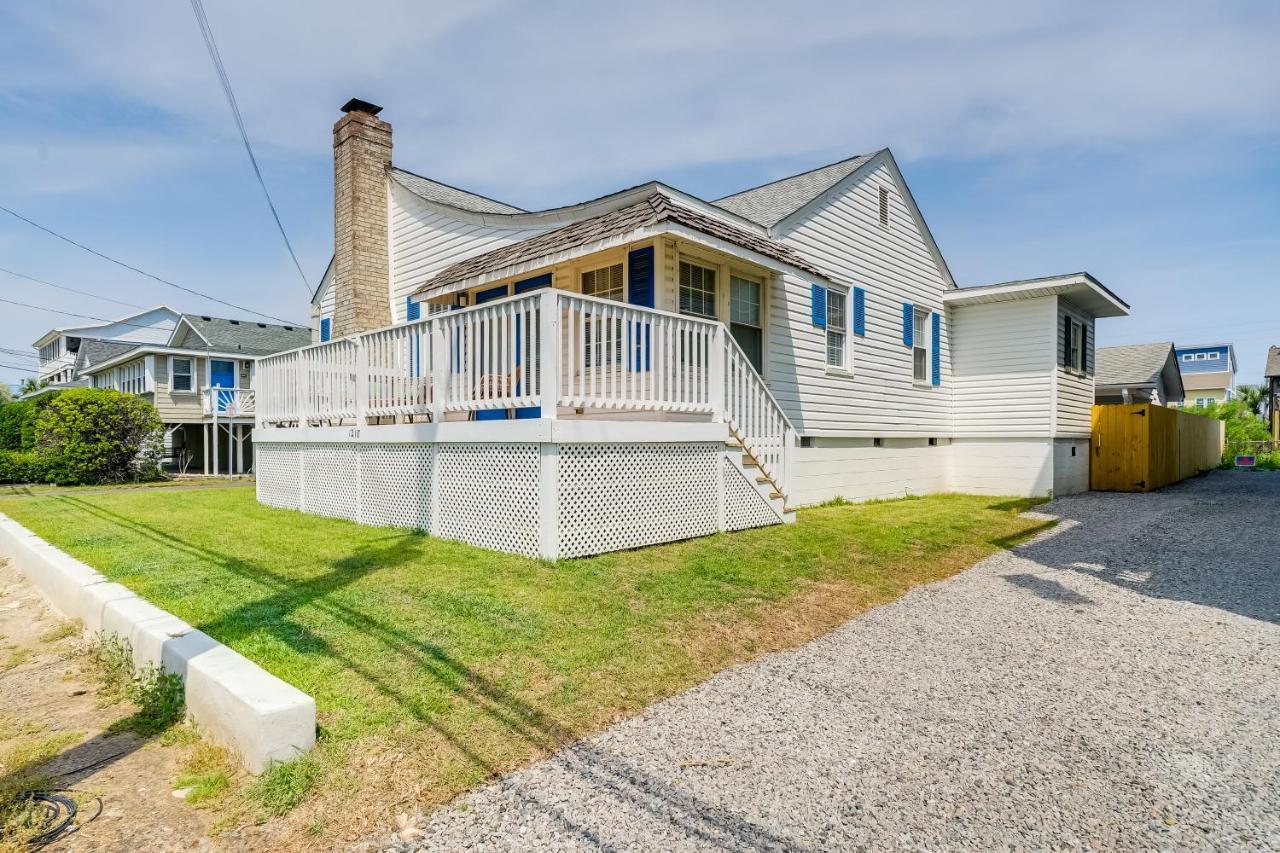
top-left (75, 314), bottom-right (309, 474)
top-left (1174, 343), bottom-right (1236, 408)
top-left (31, 306), bottom-right (181, 389)
top-left (1265, 345), bottom-right (1280, 440)
top-left (261, 99), bottom-right (1131, 560)
top-left (1095, 342), bottom-right (1185, 406)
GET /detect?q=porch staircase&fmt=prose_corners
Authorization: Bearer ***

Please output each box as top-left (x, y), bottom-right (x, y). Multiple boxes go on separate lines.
top-left (726, 431), bottom-right (796, 523)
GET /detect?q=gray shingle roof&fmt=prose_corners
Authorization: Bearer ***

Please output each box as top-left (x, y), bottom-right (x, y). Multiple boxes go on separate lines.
top-left (390, 168), bottom-right (526, 214)
top-left (1265, 346), bottom-right (1280, 378)
top-left (75, 339), bottom-right (139, 372)
top-left (1095, 342), bottom-right (1177, 387)
top-left (179, 315), bottom-right (312, 356)
top-left (712, 152), bottom-right (877, 226)
top-left (414, 192), bottom-right (823, 296)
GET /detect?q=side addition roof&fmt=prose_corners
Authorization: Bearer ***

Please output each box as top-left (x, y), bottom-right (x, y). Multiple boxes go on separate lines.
top-left (75, 339), bottom-right (139, 373)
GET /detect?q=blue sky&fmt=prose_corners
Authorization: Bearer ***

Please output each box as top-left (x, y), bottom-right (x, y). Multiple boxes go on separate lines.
top-left (1, 0), bottom-right (1277, 386)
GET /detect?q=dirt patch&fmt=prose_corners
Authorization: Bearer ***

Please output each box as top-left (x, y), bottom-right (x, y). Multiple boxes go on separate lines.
top-left (0, 560), bottom-right (215, 852)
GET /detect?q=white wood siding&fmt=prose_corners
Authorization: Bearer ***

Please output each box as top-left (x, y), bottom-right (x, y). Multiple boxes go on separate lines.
top-left (389, 184), bottom-right (551, 323)
top-left (1054, 297), bottom-right (1095, 437)
top-left (770, 161), bottom-right (950, 436)
top-left (949, 297), bottom-right (1055, 438)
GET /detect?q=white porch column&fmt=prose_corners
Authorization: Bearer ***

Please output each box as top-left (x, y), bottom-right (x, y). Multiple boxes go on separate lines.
top-left (235, 424), bottom-right (244, 474)
top-left (430, 318), bottom-right (447, 423)
top-left (709, 323), bottom-right (725, 421)
top-left (212, 412), bottom-right (219, 476)
top-left (354, 336), bottom-right (368, 426)
top-left (203, 424), bottom-right (210, 475)
top-left (538, 289), bottom-right (560, 420)
top-left (537, 442), bottom-right (559, 559)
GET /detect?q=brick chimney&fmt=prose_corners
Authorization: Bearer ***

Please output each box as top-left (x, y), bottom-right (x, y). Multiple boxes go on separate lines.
top-left (331, 98), bottom-right (392, 337)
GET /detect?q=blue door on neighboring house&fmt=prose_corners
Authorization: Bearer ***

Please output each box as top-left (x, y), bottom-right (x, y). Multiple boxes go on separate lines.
top-left (473, 286), bottom-right (511, 421)
top-left (210, 359), bottom-right (236, 413)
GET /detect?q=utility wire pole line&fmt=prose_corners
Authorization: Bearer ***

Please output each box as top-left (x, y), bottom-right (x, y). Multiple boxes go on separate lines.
top-left (188, 0), bottom-right (313, 298)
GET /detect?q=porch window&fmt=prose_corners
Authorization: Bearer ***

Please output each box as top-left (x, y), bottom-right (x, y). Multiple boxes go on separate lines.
top-left (730, 275), bottom-right (763, 373)
top-left (826, 290), bottom-right (847, 369)
top-left (913, 307), bottom-right (929, 383)
top-left (679, 261), bottom-right (717, 319)
top-left (171, 357), bottom-right (194, 392)
top-left (582, 262), bottom-right (624, 366)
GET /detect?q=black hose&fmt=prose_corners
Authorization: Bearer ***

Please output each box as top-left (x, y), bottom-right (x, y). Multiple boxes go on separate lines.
top-left (6, 789), bottom-right (102, 849)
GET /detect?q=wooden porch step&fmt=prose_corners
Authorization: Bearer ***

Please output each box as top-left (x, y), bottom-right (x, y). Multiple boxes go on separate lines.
top-left (769, 491), bottom-right (783, 500)
top-left (755, 476), bottom-right (771, 485)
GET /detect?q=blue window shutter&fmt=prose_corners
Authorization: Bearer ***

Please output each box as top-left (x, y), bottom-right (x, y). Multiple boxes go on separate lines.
top-left (627, 247), bottom-right (654, 307)
top-left (811, 284), bottom-right (827, 327)
top-left (405, 295), bottom-right (421, 321)
top-left (931, 312), bottom-right (942, 386)
top-left (319, 317), bottom-right (331, 342)
top-left (514, 273), bottom-right (552, 294)
top-left (853, 287), bottom-right (866, 336)
top-left (902, 303), bottom-right (914, 347)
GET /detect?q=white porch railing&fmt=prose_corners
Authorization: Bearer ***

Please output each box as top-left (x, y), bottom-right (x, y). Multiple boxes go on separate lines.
top-left (202, 387), bottom-right (256, 417)
top-left (256, 290), bottom-right (795, 494)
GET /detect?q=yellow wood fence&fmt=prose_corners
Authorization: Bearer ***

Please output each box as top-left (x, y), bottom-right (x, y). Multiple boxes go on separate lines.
top-left (1090, 404), bottom-right (1224, 492)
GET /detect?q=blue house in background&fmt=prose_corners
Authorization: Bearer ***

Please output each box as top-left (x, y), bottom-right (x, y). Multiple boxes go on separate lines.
top-left (1175, 343), bottom-right (1237, 408)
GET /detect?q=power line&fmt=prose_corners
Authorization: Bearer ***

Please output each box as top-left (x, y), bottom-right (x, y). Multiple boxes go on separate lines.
top-left (0, 347), bottom-right (38, 360)
top-left (0, 266), bottom-right (144, 310)
top-left (188, 0), bottom-right (312, 298)
top-left (0, 204), bottom-right (305, 326)
top-left (0, 361), bottom-right (38, 374)
top-left (0, 294), bottom-right (304, 341)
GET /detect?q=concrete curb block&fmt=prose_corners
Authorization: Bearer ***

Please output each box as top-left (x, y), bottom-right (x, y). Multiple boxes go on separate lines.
top-left (0, 513), bottom-right (315, 774)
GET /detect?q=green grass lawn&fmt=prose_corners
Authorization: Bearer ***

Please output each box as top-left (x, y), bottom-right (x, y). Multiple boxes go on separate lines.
top-left (0, 487), bottom-right (1049, 842)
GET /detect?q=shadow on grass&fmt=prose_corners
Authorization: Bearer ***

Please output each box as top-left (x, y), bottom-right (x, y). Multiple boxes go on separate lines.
top-left (43, 495), bottom-right (813, 852)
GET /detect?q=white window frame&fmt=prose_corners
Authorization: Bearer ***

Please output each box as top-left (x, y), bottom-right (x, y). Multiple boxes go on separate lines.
top-left (913, 306), bottom-right (931, 384)
top-left (678, 259), bottom-right (718, 320)
top-left (1067, 318), bottom-right (1084, 372)
top-left (170, 356), bottom-right (195, 393)
top-left (825, 287), bottom-right (849, 371)
top-left (1181, 353), bottom-right (1194, 362)
top-left (1195, 352), bottom-right (1208, 360)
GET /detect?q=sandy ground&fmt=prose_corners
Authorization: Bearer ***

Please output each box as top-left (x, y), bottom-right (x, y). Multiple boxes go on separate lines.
top-left (0, 559), bottom-right (213, 852)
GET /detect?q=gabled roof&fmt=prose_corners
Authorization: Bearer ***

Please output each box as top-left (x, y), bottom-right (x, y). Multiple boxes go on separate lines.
top-left (1266, 346), bottom-right (1280, 378)
top-left (390, 167), bottom-right (526, 214)
top-left (174, 315), bottom-right (311, 356)
top-left (75, 339), bottom-right (139, 373)
top-left (1096, 342), bottom-right (1185, 401)
top-left (414, 191), bottom-right (824, 297)
top-left (713, 153), bottom-right (877, 227)
top-left (32, 305), bottom-right (181, 348)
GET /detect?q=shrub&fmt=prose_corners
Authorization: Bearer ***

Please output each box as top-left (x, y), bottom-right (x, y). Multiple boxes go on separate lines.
top-left (0, 400), bottom-right (38, 451)
top-left (0, 450), bottom-right (54, 484)
top-left (34, 388), bottom-right (163, 485)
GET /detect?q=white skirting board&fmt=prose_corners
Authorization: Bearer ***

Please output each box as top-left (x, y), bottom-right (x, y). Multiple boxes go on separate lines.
top-left (0, 514), bottom-right (315, 774)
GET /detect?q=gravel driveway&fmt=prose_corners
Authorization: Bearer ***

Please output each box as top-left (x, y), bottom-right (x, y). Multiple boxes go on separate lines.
top-left (387, 471), bottom-right (1280, 851)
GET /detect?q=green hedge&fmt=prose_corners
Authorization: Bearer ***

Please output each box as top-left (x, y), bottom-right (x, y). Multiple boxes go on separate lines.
top-left (0, 450), bottom-right (56, 484)
top-left (36, 389), bottom-right (163, 486)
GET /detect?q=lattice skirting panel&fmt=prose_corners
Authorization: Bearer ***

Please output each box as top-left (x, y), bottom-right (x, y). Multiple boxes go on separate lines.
top-left (556, 443), bottom-right (721, 558)
top-left (723, 457), bottom-right (784, 531)
top-left (254, 440), bottom-right (782, 559)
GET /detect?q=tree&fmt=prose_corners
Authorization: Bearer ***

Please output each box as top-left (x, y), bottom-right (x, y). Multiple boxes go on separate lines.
top-left (35, 388), bottom-right (163, 485)
top-left (18, 378), bottom-right (44, 396)
top-left (0, 385), bottom-right (11, 405)
top-left (1234, 384), bottom-right (1266, 417)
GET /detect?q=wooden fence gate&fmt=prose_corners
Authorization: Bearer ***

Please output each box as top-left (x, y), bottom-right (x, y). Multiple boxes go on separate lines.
top-left (1090, 404), bottom-right (1224, 492)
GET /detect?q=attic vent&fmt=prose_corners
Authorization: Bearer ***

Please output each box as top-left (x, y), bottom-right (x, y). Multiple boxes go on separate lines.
top-left (229, 319), bottom-right (240, 325)
top-left (257, 323), bottom-right (267, 328)
top-left (200, 315), bottom-right (212, 321)
top-left (284, 326), bottom-right (295, 331)
top-left (877, 185), bottom-right (890, 227)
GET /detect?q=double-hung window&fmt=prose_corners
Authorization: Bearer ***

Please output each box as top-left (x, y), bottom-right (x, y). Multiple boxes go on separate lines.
top-left (582, 262), bottom-right (624, 367)
top-left (912, 307), bottom-right (930, 383)
top-left (171, 357), bottom-right (194, 392)
top-left (679, 261), bottom-right (717, 319)
top-left (1068, 319), bottom-right (1084, 371)
top-left (730, 275), bottom-right (763, 372)
top-left (826, 290), bottom-right (848, 369)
